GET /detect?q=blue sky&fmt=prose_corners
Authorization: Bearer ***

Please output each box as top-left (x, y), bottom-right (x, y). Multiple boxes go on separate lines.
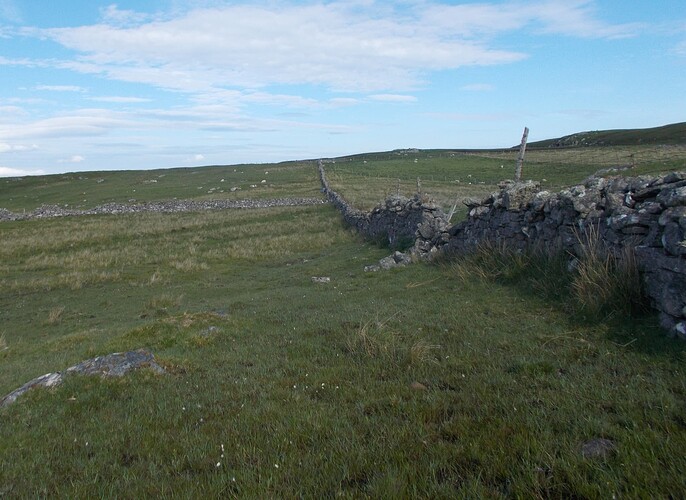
top-left (0, 0), bottom-right (685, 176)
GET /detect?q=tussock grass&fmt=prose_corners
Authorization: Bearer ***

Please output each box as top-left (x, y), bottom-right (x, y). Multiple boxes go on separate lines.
top-left (0, 333), bottom-right (7, 351)
top-left (46, 306), bottom-right (65, 325)
top-left (346, 315), bottom-right (401, 360)
top-left (451, 234), bottom-right (649, 322)
top-left (409, 339), bottom-right (441, 365)
top-left (571, 226), bottom-right (645, 318)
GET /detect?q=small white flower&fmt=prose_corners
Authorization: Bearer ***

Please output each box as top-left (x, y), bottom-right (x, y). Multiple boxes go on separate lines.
top-left (274, 464), bottom-right (279, 469)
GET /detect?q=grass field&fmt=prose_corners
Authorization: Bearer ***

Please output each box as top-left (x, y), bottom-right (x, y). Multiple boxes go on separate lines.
top-left (1, 146), bottom-right (686, 497)
top-left (0, 160), bottom-right (320, 212)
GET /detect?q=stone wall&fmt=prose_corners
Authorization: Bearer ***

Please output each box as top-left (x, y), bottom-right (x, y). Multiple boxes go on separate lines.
top-left (319, 160), bottom-right (686, 338)
top-left (318, 160), bottom-right (449, 255)
top-left (0, 197), bottom-right (325, 222)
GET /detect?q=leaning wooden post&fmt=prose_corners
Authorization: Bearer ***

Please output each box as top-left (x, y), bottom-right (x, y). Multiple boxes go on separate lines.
top-left (514, 126), bottom-right (529, 182)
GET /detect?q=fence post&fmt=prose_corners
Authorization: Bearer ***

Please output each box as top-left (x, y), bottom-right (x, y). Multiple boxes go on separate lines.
top-left (515, 126), bottom-right (529, 182)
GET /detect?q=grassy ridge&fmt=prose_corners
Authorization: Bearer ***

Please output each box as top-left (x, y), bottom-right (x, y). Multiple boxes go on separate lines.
top-left (528, 121), bottom-right (686, 148)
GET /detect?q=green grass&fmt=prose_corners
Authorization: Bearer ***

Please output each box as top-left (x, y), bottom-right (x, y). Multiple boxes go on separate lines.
top-left (0, 160), bottom-right (320, 212)
top-left (1, 151), bottom-right (686, 496)
top-left (2, 202), bottom-right (686, 497)
top-left (324, 144), bottom-right (686, 214)
top-left (528, 121), bottom-right (686, 147)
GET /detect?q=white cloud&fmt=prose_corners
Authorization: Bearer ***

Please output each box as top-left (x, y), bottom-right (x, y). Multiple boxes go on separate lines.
top-left (100, 4), bottom-right (151, 27)
top-left (674, 40), bottom-right (686, 57)
top-left (368, 94), bottom-right (417, 103)
top-left (34, 85), bottom-right (86, 92)
top-left (42, 2), bottom-right (530, 93)
top-left (0, 0), bottom-right (22, 24)
top-left (0, 109), bottom-right (135, 140)
top-left (421, 0), bottom-right (640, 40)
top-left (88, 96), bottom-right (151, 103)
top-left (461, 83), bottom-right (496, 92)
top-left (329, 97), bottom-right (360, 107)
top-left (58, 155), bottom-right (85, 163)
top-left (0, 166), bottom-right (45, 177)
top-left (193, 153), bottom-right (204, 161)
top-left (0, 142), bottom-right (37, 153)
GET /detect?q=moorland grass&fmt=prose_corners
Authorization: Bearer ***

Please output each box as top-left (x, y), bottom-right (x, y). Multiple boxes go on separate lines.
top-left (2, 151), bottom-right (686, 496)
top-left (325, 145), bottom-right (686, 212)
top-left (0, 161), bottom-right (320, 212)
top-left (1, 202), bottom-right (686, 497)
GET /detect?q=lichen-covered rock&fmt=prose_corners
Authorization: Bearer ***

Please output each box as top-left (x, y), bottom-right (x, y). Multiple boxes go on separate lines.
top-left (0, 349), bottom-right (164, 408)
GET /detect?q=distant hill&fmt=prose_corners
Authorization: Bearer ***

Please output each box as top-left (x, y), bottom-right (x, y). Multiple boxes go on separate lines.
top-left (528, 122), bottom-right (686, 148)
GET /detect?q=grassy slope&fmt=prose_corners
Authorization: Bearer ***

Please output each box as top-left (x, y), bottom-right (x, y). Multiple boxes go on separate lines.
top-left (1, 146), bottom-right (686, 496)
top-left (528, 121), bottom-right (686, 148)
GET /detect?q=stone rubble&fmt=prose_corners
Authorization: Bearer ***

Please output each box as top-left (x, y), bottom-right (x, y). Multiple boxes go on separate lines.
top-left (0, 197), bottom-right (326, 222)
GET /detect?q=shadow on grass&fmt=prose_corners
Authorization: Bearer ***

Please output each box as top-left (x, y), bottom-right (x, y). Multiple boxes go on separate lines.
top-left (441, 242), bottom-right (686, 359)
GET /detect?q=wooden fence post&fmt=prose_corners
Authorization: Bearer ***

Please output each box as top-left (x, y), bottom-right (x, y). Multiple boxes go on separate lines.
top-left (515, 126), bottom-right (529, 182)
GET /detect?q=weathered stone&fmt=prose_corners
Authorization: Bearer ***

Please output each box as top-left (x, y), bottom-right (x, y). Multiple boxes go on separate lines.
top-left (469, 206), bottom-right (490, 217)
top-left (502, 181), bottom-right (540, 211)
top-left (637, 201), bottom-right (663, 215)
top-left (661, 223), bottom-right (686, 256)
top-left (658, 206), bottom-right (686, 226)
top-left (311, 276), bottom-right (331, 283)
top-left (65, 349), bottom-right (165, 378)
top-left (1, 349), bottom-right (164, 408)
top-left (581, 438), bottom-right (616, 459)
top-left (656, 186), bottom-right (686, 207)
top-left (663, 172), bottom-right (686, 184)
top-left (463, 197), bottom-right (481, 208)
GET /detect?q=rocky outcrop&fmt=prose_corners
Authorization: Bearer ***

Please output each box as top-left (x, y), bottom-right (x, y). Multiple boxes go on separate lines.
top-left (0, 349), bottom-right (165, 408)
top-left (0, 198), bottom-right (326, 222)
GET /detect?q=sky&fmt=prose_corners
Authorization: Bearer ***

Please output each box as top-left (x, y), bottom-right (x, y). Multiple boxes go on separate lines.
top-left (0, 0), bottom-right (685, 176)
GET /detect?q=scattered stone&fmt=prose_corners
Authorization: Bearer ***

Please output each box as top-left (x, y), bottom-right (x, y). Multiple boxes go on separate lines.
top-left (311, 276), bottom-right (331, 283)
top-left (410, 381), bottom-right (427, 391)
top-left (0, 198), bottom-right (326, 222)
top-left (581, 438), bottom-right (616, 459)
top-left (0, 349), bottom-right (165, 408)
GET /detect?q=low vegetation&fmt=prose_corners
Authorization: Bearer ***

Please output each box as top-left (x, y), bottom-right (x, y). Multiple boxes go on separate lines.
top-left (1, 140), bottom-right (685, 496)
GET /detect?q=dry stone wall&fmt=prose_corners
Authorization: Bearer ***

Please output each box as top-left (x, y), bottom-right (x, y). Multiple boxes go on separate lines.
top-left (319, 160), bottom-right (686, 338)
top-left (0, 197), bottom-right (325, 222)
top-left (318, 160), bottom-right (449, 256)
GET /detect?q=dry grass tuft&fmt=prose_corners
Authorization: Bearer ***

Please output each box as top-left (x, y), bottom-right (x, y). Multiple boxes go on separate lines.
top-left (46, 306), bottom-right (65, 325)
top-left (346, 315), bottom-right (400, 359)
top-left (409, 340), bottom-right (441, 365)
top-left (0, 333), bottom-right (7, 351)
top-left (169, 258), bottom-right (209, 272)
top-left (571, 225), bottom-right (645, 317)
